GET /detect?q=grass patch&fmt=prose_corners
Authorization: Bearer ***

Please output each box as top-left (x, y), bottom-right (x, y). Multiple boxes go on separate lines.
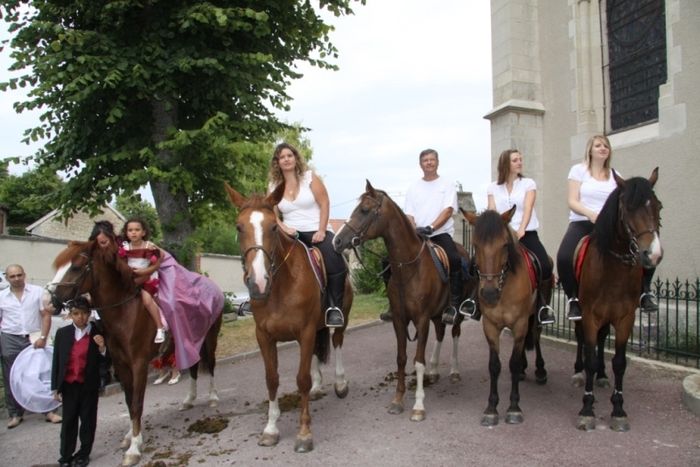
top-left (215, 293), bottom-right (388, 359)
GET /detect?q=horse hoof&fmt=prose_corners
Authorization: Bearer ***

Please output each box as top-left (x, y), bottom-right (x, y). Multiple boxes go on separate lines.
top-left (596, 378), bottom-right (611, 388)
top-left (335, 382), bottom-right (349, 399)
top-left (121, 453), bottom-right (140, 466)
top-left (294, 436), bottom-right (314, 453)
top-left (505, 411), bottom-right (523, 424)
top-left (258, 432), bottom-right (280, 447)
top-left (410, 409), bottom-right (426, 422)
top-left (310, 389), bottom-right (324, 401)
top-left (208, 399), bottom-right (219, 408)
top-left (426, 373), bottom-right (440, 385)
top-left (120, 438), bottom-right (131, 450)
top-left (610, 416), bottom-right (630, 432)
top-left (571, 372), bottom-right (585, 387)
top-left (179, 402), bottom-right (194, 411)
top-left (388, 402), bottom-right (404, 415)
top-left (449, 372), bottom-right (462, 383)
top-left (535, 375), bottom-right (548, 385)
top-left (481, 414), bottom-right (499, 426)
top-left (576, 416), bottom-right (596, 431)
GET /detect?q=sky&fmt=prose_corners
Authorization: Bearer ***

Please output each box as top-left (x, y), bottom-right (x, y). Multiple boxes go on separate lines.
top-left (0, 0), bottom-right (493, 219)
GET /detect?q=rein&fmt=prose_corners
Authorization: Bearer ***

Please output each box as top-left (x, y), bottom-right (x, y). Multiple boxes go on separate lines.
top-left (610, 200), bottom-right (659, 266)
top-left (240, 231), bottom-right (296, 285)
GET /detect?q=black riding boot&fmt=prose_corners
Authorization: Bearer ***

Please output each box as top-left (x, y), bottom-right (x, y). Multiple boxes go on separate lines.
top-left (640, 271), bottom-right (658, 312)
top-left (442, 274), bottom-right (463, 325)
top-left (537, 277), bottom-right (556, 325)
top-left (325, 271), bottom-right (346, 328)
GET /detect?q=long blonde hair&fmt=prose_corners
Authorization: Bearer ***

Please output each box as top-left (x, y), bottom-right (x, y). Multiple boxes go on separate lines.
top-left (583, 135), bottom-right (612, 176)
top-left (267, 142), bottom-right (308, 187)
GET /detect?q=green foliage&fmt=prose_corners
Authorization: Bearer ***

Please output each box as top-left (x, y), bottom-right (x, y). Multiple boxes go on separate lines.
top-left (0, 0), bottom-right (366, 244)
top-left (350, 239), bottom-right (388, 294)
top-left (0, 167), bottom-right (63, 226)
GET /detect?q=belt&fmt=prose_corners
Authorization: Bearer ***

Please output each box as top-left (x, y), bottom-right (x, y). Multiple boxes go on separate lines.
top-left (1, 332), bottom-right (30, 338)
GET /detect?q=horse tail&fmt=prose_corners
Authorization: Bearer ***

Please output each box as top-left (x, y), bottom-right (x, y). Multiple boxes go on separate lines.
top-left (524, 314), bottom-right (536, 351)
top-left (314, 326), bottom-right (330, 365)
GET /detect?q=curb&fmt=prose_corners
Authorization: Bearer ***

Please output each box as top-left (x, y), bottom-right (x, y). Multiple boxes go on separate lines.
top-left (682, 373), bottom-right (700, 416)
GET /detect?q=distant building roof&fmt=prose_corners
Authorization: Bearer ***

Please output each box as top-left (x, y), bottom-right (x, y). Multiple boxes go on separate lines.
top-left (25, 204), bottom-right (126, 241)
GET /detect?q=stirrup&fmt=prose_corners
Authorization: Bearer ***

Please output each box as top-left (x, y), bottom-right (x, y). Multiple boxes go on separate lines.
top-left (442, 306), bottom-right (457, 325)
top-left (325, 306), bottom-right (344, 328)
top-left (537, 305), bottom-right (556, 325)
top-left (458, 298), bottom-right (477, 317)
top-left (639, 292), bottom-right (658, 313)
top-left (567, 298), bottom-right (582, 321)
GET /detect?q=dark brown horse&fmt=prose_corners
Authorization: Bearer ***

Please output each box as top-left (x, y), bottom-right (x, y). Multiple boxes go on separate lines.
top-left (463, 206), bottom-right (551, 426)
top-left (47, 240), bottom-right (222, 466)
top-left (574, 168), bottom-right (662, 432)
top-left (333, 181), bottom-right (473, 421)
top-left (225, 183), bottom-right (353, 453)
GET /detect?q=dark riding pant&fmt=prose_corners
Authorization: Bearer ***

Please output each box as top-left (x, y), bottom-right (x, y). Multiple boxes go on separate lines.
top-left (520, 230), bottom-right (553, 280)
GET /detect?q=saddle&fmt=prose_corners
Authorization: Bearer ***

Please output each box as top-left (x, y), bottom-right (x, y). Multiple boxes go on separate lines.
top-left (519, 245), bottom-right (541, 290)
top-left (574, 235), bottom-right (592, 283)
top-left (298, 240), bottom-right (327, 290)
top-left (427, 241), bottom-right (450, 283)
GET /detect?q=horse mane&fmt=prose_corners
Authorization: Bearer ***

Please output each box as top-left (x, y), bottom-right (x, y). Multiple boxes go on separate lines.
top-left (593, 176), bottom-right (655, 256)
top-left (367, 188), bottom-right (416, 233)
top-left (473, 210), bottom-right (521, 272)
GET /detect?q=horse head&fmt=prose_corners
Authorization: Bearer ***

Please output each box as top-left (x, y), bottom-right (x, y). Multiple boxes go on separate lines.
top-left (599, 167), bottom-right (663, 269)
top-left (333, 180), bottom-right (392, 253)
top-left (462, 206), bottom-right (520, 306)
top-left (226, 182), bottom-right (285, 299)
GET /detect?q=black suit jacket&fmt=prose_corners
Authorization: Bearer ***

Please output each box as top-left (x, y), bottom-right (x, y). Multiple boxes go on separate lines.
top-left (51, 324), bottom-right (105, 393)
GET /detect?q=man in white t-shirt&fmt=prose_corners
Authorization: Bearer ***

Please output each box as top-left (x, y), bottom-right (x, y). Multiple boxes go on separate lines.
top-left (404, 149), bottom-right (464, 325)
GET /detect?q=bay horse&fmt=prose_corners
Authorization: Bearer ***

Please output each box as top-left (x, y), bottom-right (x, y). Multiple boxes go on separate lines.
top-left (574, 168), bottom-right (662, 432)
top-left (462, 206), bottom-right (551, 426)
top-left (225, 182), bottom-right (353, 453)
top-left (333, 181), bottom-right (473, 421)
top-left (47, 240), bottom-right (222, 466)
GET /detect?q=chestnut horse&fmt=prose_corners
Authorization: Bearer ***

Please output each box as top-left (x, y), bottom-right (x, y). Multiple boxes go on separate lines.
top-left (463, 206), bottom-right (552, 426)
top-left (333, 181), bottom-right (473, 421)
top-left (47, 240), bottom-right (222, 466)
top-left (575, 168), bottom-right (662, 432)
top-left (225, 182), bottom-right (353, 453)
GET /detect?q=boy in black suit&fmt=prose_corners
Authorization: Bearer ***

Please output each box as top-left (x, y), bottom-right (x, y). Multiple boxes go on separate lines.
top-left (51, 297), bottom-right (106, 467)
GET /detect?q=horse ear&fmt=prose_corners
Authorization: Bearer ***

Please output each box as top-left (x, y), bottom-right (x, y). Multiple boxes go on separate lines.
top-left (224, 182), bottom-right (247, 208)
top-left (502, 205), bottom-right (517, 223)
top-left (268, 181), bottom-right (285, 206)
top-left (365, 179), bottom-right (376, 195)
top-left (612, 169), bottom-right (626, 189)
top-left (461, 207), bottom-right (478, 226)
top-left (648, 167), bottom-right (659, 187)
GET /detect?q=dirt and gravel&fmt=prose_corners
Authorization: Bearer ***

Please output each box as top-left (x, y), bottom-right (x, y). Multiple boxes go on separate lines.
top-left (2, 320), bottom-right (699, 466)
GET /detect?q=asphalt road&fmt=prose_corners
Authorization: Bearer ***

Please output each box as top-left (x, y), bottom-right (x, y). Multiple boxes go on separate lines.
top-left (2, 320), bottom-right (699, 466)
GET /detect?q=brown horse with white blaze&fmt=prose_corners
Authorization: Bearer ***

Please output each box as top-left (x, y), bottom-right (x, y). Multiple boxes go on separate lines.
top-left (225, 182), bottom-right (353, 453)
top-left (47, 240), bottom-right (222, 466)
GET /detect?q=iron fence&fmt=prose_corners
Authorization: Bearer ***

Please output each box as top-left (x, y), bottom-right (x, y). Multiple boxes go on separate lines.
top-left (542, 277), bottom-right (700, 369)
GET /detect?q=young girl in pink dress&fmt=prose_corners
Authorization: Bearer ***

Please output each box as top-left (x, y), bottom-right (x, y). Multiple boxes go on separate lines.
top-left (120, 218), bottom-right (166, 344)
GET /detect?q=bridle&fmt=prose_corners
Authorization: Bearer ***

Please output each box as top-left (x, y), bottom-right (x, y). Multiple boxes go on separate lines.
top-left (611, 197), bottom-right (660, 266)
top-left (239, 216), bottom-right (296, 294)
top-left (474, 259), bottom-right (510, 295)
top-left (47, 250), bottom-right (139, 312)
top-left (340, 192), bottom-right (385, 249)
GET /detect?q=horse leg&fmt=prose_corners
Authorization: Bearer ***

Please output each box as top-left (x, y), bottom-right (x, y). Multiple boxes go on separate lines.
top-left (180, 364), bottom-right (198, 411)
top-left (411, 319), bottom-right (431, 422)
top-left (310, 354), bottom-right (323, 398)
top-left (595, 325), bottom-right (611, 388)
top-left (389, 324), bottom-right (408, 415)
top-left (533, 327), bottom-right (548, 385)
top-left (572, 322), bottom-right (585, 387)
top-left (294, 327), bottom-right (316, 453)
top-left (576, 325), bottom-right (598, 431)
top-left (506, 321), bottom-right (527, 424)
top-left (258, 336), bottom-right (281, 448)
top-left (610, 329), bottom-right (631, 432)
top-left (332, 328), bottom-right (349, 398)
top-left (204, 316), bottom-right (221, 408)
top-left (481, 322), bottom-right (501, 426)
top-left (122, 362), bottom-right (148, 466)
top-left (427, 320), bottom-right (443, 385)
top-left (449, 319), bottom-right (462, 382)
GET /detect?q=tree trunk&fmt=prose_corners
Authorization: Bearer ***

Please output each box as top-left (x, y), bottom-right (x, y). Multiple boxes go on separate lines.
top-left (150, 98), bottom-right (194, 262)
